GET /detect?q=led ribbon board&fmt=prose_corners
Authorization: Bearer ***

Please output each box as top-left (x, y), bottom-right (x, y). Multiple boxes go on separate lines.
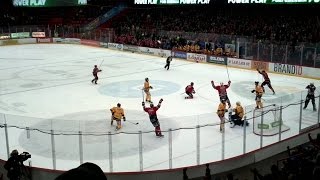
top-left (134, 0), bottom-right (211, 4)
top-left (13, 0), bottom-right (87, 7)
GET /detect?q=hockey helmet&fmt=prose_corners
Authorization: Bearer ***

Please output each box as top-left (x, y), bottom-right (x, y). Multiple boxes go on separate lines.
top-left (191, 82), bottom-right (194, 86)
top-left (236, 101), bottom-right (241, 106)
top-left (255, 81), bottom-right (259, 84)
top-left (11, 149), bottom-right (19, 156)
top-left (310, 82), bottom-right (314, 86)
top-left (94, 65), bottom-right (97, 67)
top-left (117, 103), bottom-right (121, 107)
top-left (150, 103), bottom-right (154, 107)
top-left (145, 78), bottom-right (149, 81)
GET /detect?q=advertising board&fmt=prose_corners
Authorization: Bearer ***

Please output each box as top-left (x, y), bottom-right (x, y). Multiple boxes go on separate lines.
top-left (32, 32), bottom-right (46, 38)
top-left (123, 45), bottom-right (139, 53)
top-left (227, 58), bottom-right (251, 69)
top-left (251, 61), bottom-right (269, 71)
top-left (37, 38), bottom-right (53, 43)
top-left (11, 32), bottom-right (30, 38)
top-left (172, 51), bottom-right (187, 59)
top-left (207, 55), bottom-right (226, 65)
top-left (270, 63), bottom-right (303, 76)
top-left (80, 39), bottom-right (100, 47)
top-left (108, 43), bottom-right (123, 50)
top-left (187, 53), bottom-right (207, 62)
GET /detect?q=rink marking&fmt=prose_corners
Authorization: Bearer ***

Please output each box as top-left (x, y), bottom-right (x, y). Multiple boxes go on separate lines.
top-left (0, 60), bottom-right (194, 96)
top-left (0, 57), bottom-right (44, 61)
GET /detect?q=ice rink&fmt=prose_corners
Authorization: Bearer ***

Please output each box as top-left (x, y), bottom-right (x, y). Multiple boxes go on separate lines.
top-left (0, 44), bottom-right (319, 172)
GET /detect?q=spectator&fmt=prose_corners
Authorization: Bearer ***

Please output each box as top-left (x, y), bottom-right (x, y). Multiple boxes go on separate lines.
top-left (183, 168), bottom-right (189, 180)
top-left (55, 162), bottom-right (107, 180)
top-left (309, 133), bottom-right (320, 150)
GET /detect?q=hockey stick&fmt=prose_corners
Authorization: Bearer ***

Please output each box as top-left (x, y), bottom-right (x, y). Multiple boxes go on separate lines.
top-left (99, 59), bottom-right (105, 69)
top-left (126, 120), bottom-right (139, 125)
top-left (142, 89), bottom-right (145, 102)
top-left (226, 64), bottom-right (230, 81)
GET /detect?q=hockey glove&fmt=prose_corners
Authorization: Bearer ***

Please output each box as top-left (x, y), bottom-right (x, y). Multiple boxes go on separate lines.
top-left (110, 109), bottom-right (114, 115)
top-left (211, 80), bottom-right (214, 84)
top-left (228, 81), bottom-right (231, 84)
top-left (159, 98), bottom-right (163, 103)
top-left (123, 117), bottom-right (126, 121)
top-left (142, 102), bottom-right (145, 106)
top-left (251, 90), bottom-right (255, 93)
top-left (150, 86), bottom-right (153, 89)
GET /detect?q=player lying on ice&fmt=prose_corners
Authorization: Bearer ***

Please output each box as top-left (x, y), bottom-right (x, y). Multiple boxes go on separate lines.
top-left (229, 101), bottom-right (249, 127)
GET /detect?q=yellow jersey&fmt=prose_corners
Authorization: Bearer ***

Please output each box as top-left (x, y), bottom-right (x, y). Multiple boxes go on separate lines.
top-left (111, 107), bottom-right (124, 119)
top-left (217, 102), bottom-right (227, 116)
top-left (144, 81), bottom-right (151, 91)
top-left (255, 85), bottom-right (263, 96)
top-left (234, 105), bottom-right (244, 119)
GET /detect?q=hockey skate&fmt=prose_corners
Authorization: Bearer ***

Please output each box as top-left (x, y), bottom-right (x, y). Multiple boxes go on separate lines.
top-left (157, 134), bottom-right (164, 138)
top-left (230, 122), bottom-right (235, 128)
top-left (242, 121), bottom-right (249, 126)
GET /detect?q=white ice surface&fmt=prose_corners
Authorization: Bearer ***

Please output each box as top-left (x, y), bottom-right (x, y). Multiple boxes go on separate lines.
top-left (0, 44), bottom-right (319, 172)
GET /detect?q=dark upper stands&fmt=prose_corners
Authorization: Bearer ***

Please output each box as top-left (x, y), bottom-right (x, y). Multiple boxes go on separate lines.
top-left (0, 1), bottom-right (319, 57)
top-left (111, 4), bottom-right (320, 46)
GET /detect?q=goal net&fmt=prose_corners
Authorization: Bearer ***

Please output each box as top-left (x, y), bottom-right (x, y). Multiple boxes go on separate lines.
top-left (253, 104), bottom-right (290, 136)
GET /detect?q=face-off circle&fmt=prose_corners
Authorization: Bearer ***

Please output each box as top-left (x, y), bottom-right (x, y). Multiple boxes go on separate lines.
top-left (98, 80), bottom-right (181, 98)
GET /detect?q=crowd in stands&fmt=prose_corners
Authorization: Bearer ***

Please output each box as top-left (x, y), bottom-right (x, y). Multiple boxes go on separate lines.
top-left (1, 3), bottom-right (320, 56)
top-left (112, 5), bottom-right (320, 56)
top-left (179, 132), bottom-right (320, 180)
top-left (249, 133), bottom-right (320, 180)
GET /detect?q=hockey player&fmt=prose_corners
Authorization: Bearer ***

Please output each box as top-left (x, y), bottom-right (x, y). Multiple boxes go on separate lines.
top-left (143, 78), bottom-right (153, 103)
top-left (142, 99), bottom-right (164, 137)
top-left (257, 69), bottom-right (275, 95)
top-left (91, 65), bottom-right (102, 84)
top-left (164, 56), bottom-right (173, 70)
top-left (110, 103), bottom-right (126, 130)
top-left (185, 82), bottom-right (195, 99)
top-left (304, 83), bottom-right (317, 111)
top-left (217, 98), bottom-right (228, 132)
top-left (251, 81), bottom-right (264, 109)
top-left (230, 101), bottom-right (248, 127)
top-left (211, 80), bottom-right (231, 108)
